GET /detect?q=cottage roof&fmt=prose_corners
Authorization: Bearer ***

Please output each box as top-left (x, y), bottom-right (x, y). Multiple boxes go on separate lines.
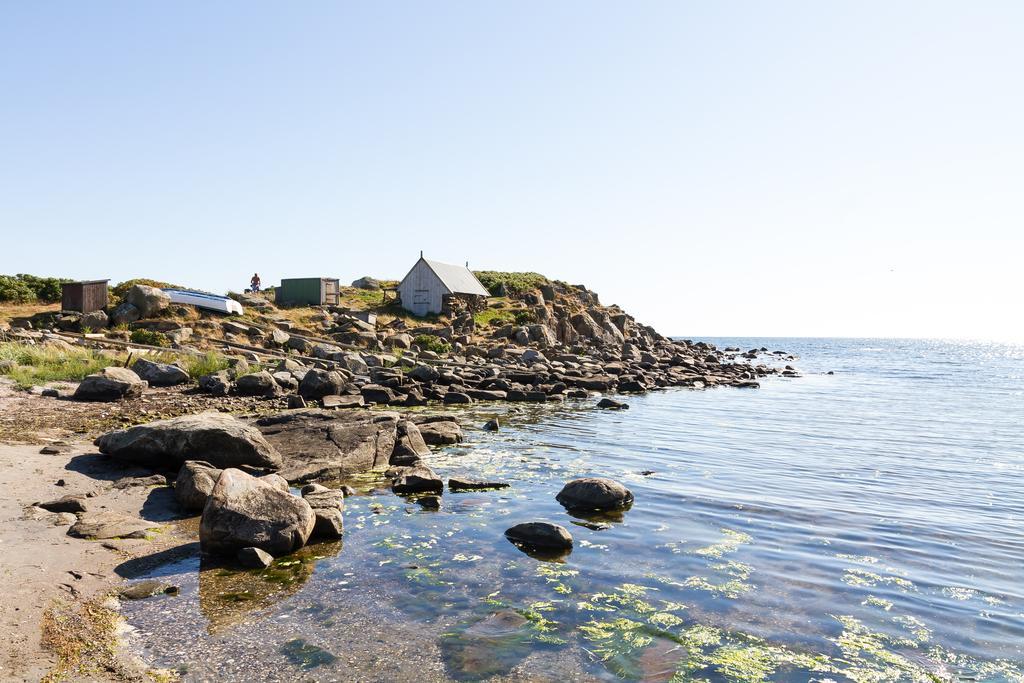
top-left (405, 258), bottom-right (489, 297)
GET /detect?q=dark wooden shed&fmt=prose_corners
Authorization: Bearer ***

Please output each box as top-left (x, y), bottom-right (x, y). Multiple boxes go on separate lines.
top-left (61, 280), bottom-right (109, 313)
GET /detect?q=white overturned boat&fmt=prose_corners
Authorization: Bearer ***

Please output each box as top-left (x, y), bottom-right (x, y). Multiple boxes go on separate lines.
top-left (162, 288), bottom-right (244, 315)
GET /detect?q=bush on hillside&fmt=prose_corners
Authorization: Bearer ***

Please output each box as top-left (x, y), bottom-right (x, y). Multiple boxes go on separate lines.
top-left (0, 274), bottom-right (70, 303)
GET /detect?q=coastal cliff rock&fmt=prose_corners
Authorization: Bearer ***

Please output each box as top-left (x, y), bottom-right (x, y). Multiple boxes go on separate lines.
top-left (199, 468), bottom-right (315, 556)
top-left (95, 412), bottom-right (282, 470)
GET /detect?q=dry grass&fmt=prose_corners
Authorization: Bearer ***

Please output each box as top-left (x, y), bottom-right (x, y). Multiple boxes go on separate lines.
top-left (0, 301), bottom-right (59, 323)
top-left (40, 597), bottom-right (121, 683)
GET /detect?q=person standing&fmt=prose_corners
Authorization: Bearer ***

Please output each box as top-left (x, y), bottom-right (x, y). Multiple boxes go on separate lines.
top-left (250, 273), bottom-right (261, 293)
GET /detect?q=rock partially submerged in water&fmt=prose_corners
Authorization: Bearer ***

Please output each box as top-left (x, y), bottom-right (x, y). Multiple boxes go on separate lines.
top-left (255, 409), bottom-right (399, 483)
top-left (415, 419), bottom-right (463, 445)
top-left (237, 546), bottom-right (274, 569)
top-left (301, 483), bottom-right (345, 539)
top-left (505, 522), bottom-right (573, 550)
top-left (449, 478), bottom-right (510, 492)
top-left (596, 398), bottom-right (628, 409)
top-left (73, 366), bottom-right (147, 402)
top-left (556, 477), bottom-right (634, 512)
top-left (96, 412), bottom-right (282, 470)
top-left (390, 466), bottom-right (444, 494)
top-left (200, 468), bottom-right (315, 556)
top-left (391, 420), bottom-right (431, 465)
top-left (119, 580), bottom-right (178, 600)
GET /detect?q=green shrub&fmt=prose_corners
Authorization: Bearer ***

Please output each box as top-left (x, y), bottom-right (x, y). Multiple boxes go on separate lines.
top-left (0, 274), bottom-right (70, 303)
top-left (0, 276), bottom-right (35, 303)
top-left (513, 309), bottom-right (536, 325)
top-left (130, 329), bottom-right (169, 347)
top-left (413, 334), bottom-right (451, 354)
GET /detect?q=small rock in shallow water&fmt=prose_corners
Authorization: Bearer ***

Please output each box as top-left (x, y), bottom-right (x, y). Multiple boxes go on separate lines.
top-left (448, 478), bottom-right (510, 492)
top-left (417, 495), bottom-right (441, 509)
top-left (482, 419), bottom-right (500, 432)
top-left (596, 398), bottom-right (628, 409)
top-left (505, 522), bottom-right (573, 551)
top-left (238, 546), bottom-right (274, 569)
top-left (119, 579), bottom-right (178, 600)
top-left (556, 477), bottom-right (634, 512)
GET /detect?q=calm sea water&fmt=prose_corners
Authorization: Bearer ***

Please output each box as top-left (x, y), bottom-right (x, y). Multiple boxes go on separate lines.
top-left (122, 338), bottom-right (1024, 682)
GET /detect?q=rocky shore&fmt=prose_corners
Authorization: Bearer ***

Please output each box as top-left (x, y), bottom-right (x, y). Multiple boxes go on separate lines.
top-left (0, 277), bottom-right (799, 680)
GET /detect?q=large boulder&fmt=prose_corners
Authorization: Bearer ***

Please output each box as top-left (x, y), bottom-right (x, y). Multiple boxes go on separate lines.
top-left (175, 460), bottom-right (223, 512)
top-left (132, 358), bottom-right (190, 387)
top-left (126, 284), bottom-right (171, 319)
top-left (95, 412), bottom-right (282, 470)
top-left (73, 366), bottom-right (147, 402)
top-left (199, 468), bottom-right (315, 556)
top-left (555, 477), bottom-right (633, 512)
top-left (256, 410), bottom-right (399, 482)
top-left (301, 483), bottom-right (344, 539)
top-left (297, 368), bottom-right (345, 400)
top-left (351, 276), bottom-right (380, 290)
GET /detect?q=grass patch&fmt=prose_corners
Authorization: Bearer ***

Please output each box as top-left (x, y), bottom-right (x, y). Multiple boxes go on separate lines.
top-left (178, 351), bottom-right (231, 379)
top-left (474, 271), bottom-right (551, 297)
top-left (0, 342), bottom-right (120, 389)
top-left (129, 329), bottom-right (169, 347)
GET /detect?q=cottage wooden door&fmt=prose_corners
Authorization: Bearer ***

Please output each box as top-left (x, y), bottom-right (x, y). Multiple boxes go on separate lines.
top-left (412, 289), bottom-right (430, 316)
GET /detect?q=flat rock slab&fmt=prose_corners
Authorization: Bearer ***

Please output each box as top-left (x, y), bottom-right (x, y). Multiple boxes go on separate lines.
top-left (68, 512), bottom-right (160, 540)
top-left (321, 395), bottom-right (365, 409)
top-left (256, 409), bottom-right (399, 483)
top-left (35, 495), bottom-right (88, 514)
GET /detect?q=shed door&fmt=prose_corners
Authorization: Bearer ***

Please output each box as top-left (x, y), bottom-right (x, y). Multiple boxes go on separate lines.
top-left (412, 289), bottom-right (430, 316)
top-left (323, 280), bottom-right (339, 305)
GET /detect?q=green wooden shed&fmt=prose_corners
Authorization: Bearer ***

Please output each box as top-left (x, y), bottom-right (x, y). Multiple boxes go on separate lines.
top-left (275, 278), bottom-right (340, 306)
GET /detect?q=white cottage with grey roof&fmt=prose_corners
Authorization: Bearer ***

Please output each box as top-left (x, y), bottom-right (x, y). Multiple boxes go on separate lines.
top-left (396, 255), bottom-right (490, 316)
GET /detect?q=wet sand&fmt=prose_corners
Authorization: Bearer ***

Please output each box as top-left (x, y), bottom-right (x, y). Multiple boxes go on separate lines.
top-left (0, 440), bottom-right (192, 681)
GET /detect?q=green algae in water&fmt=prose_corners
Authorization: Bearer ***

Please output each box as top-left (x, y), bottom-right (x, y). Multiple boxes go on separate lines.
top-left (280, 638), bottom-right (337, 671)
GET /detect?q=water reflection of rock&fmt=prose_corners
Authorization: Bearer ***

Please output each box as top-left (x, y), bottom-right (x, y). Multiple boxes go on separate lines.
top-left (198, 539), bottom-right (342, 633)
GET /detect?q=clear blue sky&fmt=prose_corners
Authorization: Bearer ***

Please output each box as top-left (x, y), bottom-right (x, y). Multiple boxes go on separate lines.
top-left (2, 2), bottom-right (1021, 340)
